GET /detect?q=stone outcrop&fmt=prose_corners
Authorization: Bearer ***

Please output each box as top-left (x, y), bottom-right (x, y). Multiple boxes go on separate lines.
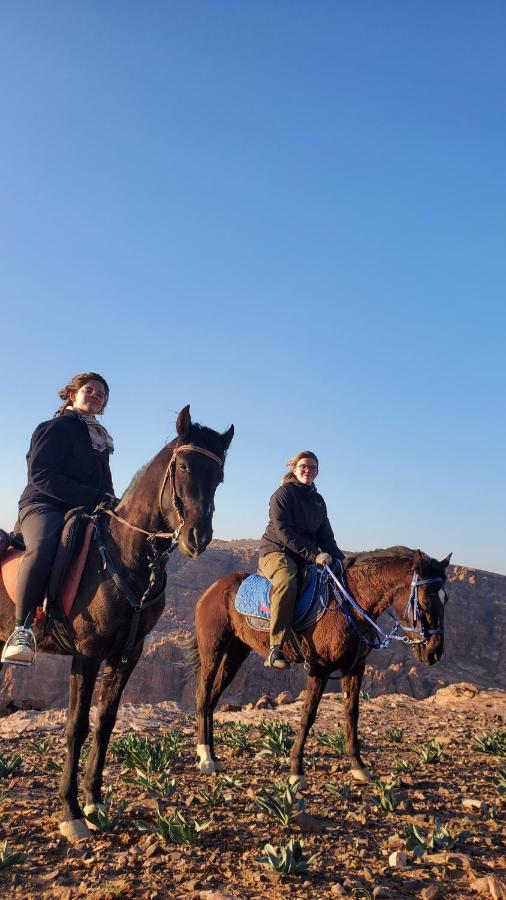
top-left (1, 541), bottom-right (504, 712)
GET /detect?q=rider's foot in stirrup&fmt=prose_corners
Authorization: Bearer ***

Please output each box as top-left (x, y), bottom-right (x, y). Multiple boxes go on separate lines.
top-left (1, 626), bottom-right (36, 667)
top-left (264, 646), bottom-right (290, 670)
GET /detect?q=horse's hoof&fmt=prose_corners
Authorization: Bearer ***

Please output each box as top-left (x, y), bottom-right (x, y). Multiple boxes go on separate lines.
top-left (288, 774), bottom-right (308, 790)
top-left (350, 766), bottom-right (372, 783)
top-left (196, 743), bottom-right (216, 775)
top-left (84, 803), bottom-right (106, 831)
top-left (59, 818), bottom-right (91, 842)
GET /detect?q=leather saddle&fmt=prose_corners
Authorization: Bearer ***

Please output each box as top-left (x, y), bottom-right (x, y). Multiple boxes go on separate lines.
top-left (0, 509), bottom-right (95, 625)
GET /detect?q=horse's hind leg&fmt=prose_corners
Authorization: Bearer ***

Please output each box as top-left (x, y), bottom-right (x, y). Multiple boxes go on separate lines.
top-left (341, 661), bottom-right (371, 782)
top-left (83, 640), bottom-right (144, 814)
top-left (206, 638), bottom-right (250, 766)
top-left (290, 667), bottom-right (329, 788)
top-left (59, 655), bottom-right (101, 841)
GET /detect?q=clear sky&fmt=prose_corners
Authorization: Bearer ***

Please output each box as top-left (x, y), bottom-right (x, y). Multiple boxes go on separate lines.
top-left (1, 2), bottom-right (504, 574)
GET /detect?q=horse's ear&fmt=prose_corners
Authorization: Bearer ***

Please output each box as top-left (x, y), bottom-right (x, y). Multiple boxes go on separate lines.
top-left (439, 552), bottom-right (452, 570)
top-left (176, 405), bottom-right (191, 435)
top-left (413, 549), bottom-right (423, 573)
top-left (220, 424), bottom-right (234, 451)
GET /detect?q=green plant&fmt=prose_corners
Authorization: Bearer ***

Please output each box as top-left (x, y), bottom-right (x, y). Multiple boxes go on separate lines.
top-left (384, 727), bottom-right (404, 743)
top-left (488, 766), bottom-right (506, 794)
top-left (260, 721), bottom-right (294, 758)
top-left (256, 837), bottom-right (318, 874)
top-left (27, 736), bottom-right (56, 755)
top-left (0, 790), bottom-right (11, 825)
top-left (112, 733), bottom-right (176, 775)
top-left (196, 781), bottom-right (225, 808)
top-left (125, 770), bottom-right (177, 799)
top-left (135, 806), bottom-right (211, 844)
top-left (473, 728), bottom-right (506, 757)
top-left (326, 780), bottom-right (352, 801)
top-left (360, 689), bottom-right (370, 701)
top-left (0, 842), bottom-right (27, 870)
top-left (417, 740), bottom-right (444, 763)
top-left (222, 722), bottom-right (255, 753)
top-left (315, 729), bottom-right (345, 754)
top-left (254, 782), bottom-right (305, 826)
top-left (45, 759), bottom-right (63, 773)
top-left (372, 778), bottom-right (404, 813)
top-left (392, 757), bottom-right (414, 775)
top-left (0, 753), bottom-right (22, 778)
top-left (84, 788), bottom-right (126, 832)
top-left (404, 818), bottom-right (469, 859)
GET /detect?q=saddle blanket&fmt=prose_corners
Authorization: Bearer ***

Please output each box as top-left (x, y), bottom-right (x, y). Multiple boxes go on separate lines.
top-left (235, 564), bottom-right (322, 629)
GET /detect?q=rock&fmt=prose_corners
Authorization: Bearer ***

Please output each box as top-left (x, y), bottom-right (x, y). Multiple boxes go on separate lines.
top-left (218, 703), bottom-right (241, 712)
top-left (275, 691), bottom-right (295, 705)
top-left (372, 888), bottom-right (390, 898)
top-left (330, 885), bottom-right (346, 897)
top-left (255, 693), bottom-right (274, 709)
top-left (471, 875), bottom-right (506, 898)
top-left (420, 887), bottom-right (444, 900)
top-left (388, 850), bottom-right (408, 869)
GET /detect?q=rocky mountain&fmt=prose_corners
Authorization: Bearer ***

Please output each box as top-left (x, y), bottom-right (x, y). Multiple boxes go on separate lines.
top-left (1, 541), bottom-right (504, 713)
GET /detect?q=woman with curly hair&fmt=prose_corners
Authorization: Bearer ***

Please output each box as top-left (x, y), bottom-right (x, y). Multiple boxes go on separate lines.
top-left (258, 450), bottom-right (344, 669)
top-left (2, 372), bottom-right (117, 666)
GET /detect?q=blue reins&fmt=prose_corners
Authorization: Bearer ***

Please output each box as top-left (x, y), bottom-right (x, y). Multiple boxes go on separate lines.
top-left (320, 563), bottom-right (444, 651)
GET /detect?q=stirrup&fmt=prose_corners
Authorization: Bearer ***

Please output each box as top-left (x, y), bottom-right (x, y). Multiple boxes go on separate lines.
top-left (264, 647), bottom-right (290, 670)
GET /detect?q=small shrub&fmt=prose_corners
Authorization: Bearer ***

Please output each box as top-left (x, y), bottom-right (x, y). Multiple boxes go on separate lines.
top-left (27, 736), bottom-right (56, 755)
top-left (392, 757), bottom-right (414, 775)
top-left (260, 721), bottom-right (294, 758)
top-left (125, 770), bottom-right (177, 799)
top-left (196, 781), bottom-right (225, 808)
top-left (372, 778), bottom-right (404, 813)
top-left (135, 806), bottom-right (211, 844)
top-left (0, 842), bottom-right (27, 870)
top-left (473, 728), bottom-right (506, 757)
top-left (0, 753), bottom-right (22, 778)
top-left (360, 690), bottom-right (370, 701)
top-left (316, 729), bottom-right (345, 755)
top-left (384, 727), bottom-right (404, 743)
top-left (222, 722), bottom-right (255, 753)
top-left (417, 740), bottom-right (444, 763)
top-left (254, 782), bottom-right (305, 826)
top-left (326, 780), bottom-right (352, 801)
top-left (488, 766), bottom-right (506, 795)
top-left (256, 837), bottom-right (318, 874)
top-left (84, 788), bottom-right (126, 833)
top-left (404, 818), bottom-right (469, 859)
top-left (112, 733), bottom-right (176, 775)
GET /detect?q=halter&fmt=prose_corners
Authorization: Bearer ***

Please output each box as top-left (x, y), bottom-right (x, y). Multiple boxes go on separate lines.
top-left (321, 563), bottom-right (444, 650)
top-left (100, 442), bottom-right (224, 547)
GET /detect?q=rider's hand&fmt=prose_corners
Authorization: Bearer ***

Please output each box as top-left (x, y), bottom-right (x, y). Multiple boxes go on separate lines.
top-left (315, 552), bottom-right (333, 567)
top-left (100, 494), bottom-right (120, 510)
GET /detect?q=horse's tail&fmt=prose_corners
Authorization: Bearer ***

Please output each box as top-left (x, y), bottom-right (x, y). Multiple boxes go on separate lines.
top-left (178, 634), bottom-right (201, 684)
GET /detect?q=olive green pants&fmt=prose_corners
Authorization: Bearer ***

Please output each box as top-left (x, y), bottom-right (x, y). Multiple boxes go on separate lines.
top-left (258, 552), bottom-right (298, 649)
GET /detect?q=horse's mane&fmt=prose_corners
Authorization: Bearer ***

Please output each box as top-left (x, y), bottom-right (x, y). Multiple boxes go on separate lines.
top-left (346, 546), bottom-right (415, 567)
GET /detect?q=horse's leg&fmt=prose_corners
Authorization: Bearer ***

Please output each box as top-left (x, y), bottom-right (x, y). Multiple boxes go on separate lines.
top-left (289, 667), bottom-right (329, 789)
top-left (206, 638), bottom-right (251, 768)
top-left (59, 655), bottom-right (101, 841)
top-left (341, 661), bottom-right (371, 782)
top-left (83, 641), bottom-right (144, 816)
top-left (195, 627), bottom-right (237, 775)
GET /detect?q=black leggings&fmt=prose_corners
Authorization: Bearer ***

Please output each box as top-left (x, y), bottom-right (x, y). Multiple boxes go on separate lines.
top-left (15, 505), bottom-right (65, 626)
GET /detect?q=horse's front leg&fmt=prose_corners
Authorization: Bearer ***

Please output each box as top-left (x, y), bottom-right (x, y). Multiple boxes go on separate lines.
top-left (341, 661), bottom-right (371, 782)
top-left (59, 655), bottom-right (101, 841)
top-left (83, 640), bottom-right (144, 815)
top-left (289, 667), bottom-right (329, 789)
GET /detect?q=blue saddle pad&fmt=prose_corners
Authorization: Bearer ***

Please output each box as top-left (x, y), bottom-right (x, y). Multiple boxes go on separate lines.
top-left (235, 565), bottom-right (320, 628)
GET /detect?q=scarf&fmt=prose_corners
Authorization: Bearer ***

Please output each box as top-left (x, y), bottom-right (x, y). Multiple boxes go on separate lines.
top-left (73, 410), bottom-right (115, 454)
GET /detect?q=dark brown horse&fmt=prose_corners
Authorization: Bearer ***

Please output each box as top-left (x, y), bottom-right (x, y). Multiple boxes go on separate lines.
top-left (193, 547), bottom-right (451, 785)
top-left (0, 406), bottom-right (233, 840)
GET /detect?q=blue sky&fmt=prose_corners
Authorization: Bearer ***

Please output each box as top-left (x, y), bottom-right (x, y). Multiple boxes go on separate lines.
top-left (1, 1), bottom-right (504, 574)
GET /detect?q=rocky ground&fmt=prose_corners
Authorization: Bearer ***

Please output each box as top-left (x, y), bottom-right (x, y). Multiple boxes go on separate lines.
top-left (0, 683), bottom-right (504, 899)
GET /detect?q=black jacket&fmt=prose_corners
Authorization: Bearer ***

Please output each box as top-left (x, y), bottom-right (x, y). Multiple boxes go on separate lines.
top-left (18, 410), bottom-right (114, 513)
top-left (259, 479), bottom-right (343, 564)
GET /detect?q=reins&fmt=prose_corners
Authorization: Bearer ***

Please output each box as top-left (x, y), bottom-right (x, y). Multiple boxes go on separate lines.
top-left (93, 441), bottom-right (224, 670)
top-left (322, 563), bottom-right (444, 650)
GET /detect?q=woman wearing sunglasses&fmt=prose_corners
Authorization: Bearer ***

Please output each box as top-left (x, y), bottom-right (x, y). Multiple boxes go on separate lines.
top-left (258, 450), bottom-right (344, 669)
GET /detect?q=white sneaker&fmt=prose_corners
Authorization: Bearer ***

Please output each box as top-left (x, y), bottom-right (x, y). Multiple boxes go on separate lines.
top-left (1, 626), bottom-right (36, 666)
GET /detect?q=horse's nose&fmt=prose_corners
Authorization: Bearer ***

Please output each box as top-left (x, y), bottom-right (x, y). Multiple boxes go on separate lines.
top-left (188, 527), bottom-right (210, 555)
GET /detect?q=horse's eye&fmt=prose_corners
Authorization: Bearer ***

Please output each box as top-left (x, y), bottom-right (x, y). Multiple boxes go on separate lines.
top-left (178, 463), bottom-right (189, 472)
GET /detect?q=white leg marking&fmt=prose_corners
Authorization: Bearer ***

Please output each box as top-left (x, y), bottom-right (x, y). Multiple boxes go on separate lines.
top-left (197, 743), bottom-right (216, 775)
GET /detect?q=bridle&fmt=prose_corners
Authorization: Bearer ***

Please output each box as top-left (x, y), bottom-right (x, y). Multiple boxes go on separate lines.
top-left (322, 564), bottom-right (445, 649)
top-left (98, 442), bottom-right (224, 546)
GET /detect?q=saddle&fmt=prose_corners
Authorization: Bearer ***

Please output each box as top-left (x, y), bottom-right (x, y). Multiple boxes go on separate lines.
top-left (234, 563), bottom-right (328, 634)
top-left (0, 510), bottom-right (94, 636)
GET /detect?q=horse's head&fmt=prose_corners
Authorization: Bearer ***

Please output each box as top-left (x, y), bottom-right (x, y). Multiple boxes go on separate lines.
top-left (393, 549), bottom-right (452, 666)
top-left (160, 405), bottom-right (234, 559)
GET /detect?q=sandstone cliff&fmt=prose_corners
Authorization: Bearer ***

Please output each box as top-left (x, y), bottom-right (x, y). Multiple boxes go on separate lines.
top-left (1, 541), bottom-right (504, 712)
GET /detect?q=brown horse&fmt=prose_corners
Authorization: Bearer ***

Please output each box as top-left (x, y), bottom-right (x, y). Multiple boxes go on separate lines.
top-left (0, 406), bottom-right (233, 841)
top-left (193, 547), bottom-right (451, 785)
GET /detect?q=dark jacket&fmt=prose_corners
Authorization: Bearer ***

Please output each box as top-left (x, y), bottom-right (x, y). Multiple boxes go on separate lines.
top-left (18, 410), bottom-right (114, 513)
top-left (259, 479), bottom-right (343, 564)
